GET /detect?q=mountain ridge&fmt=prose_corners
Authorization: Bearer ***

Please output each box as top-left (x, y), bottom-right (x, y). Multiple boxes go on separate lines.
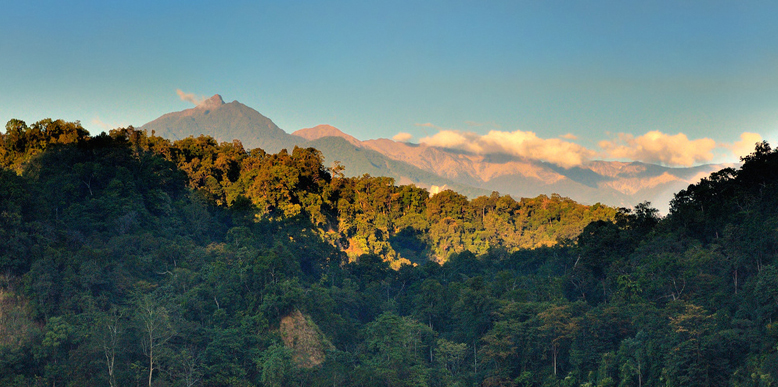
top-left (141, 96), bottom-right (730, 212)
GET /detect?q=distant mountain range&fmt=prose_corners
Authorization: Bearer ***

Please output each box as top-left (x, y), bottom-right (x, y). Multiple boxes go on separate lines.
top-left (141, 96), bottom-right (488, 198)
top-left (141, 95), bottom-right (730, 212)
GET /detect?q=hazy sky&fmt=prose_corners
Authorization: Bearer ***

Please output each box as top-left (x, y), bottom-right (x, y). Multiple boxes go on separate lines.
top-left (2, 0), bottom-right (777, 167)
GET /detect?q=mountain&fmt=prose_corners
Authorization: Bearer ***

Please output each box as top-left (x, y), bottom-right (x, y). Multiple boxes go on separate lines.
top-left (141, 94), bottom-right (299, 153)
top-left (141, 96), bottom-right (728, 212)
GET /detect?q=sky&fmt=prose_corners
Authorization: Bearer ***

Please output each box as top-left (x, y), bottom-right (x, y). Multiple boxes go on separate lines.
top-left (2, 0), bottom-right (778, 167)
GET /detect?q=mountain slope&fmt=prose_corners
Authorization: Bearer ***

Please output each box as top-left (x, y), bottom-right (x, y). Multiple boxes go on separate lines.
top-left (293, 124), bottom-right (362, 147)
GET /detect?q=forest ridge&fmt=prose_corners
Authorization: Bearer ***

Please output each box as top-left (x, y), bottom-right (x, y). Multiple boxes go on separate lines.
top-left (1, 118), bottom-right (778, 386)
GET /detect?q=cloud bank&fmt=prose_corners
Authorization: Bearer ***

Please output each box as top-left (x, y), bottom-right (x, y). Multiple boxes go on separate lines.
top-left (176, 89), bottom-right (205, 106)
top-left (415, 123), bottom-right (755, 168)
top-left (419, 129), bottom-right (595, 168)
top-left (598, 131), bottom-right (716, 167)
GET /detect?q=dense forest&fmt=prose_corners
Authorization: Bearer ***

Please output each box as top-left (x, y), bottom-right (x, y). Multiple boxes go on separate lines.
top-left (1, 118), bottom-right (777, 386)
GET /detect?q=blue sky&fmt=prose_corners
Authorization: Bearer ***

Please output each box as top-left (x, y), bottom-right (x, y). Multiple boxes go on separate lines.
top-left (2, 0), bottom-right (777, 166)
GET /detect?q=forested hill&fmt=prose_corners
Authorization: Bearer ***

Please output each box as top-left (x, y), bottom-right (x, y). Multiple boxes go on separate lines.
top-left (2, 118), bottom-right (778, 386)
top-left (1, 119), bottom-right (616, 267)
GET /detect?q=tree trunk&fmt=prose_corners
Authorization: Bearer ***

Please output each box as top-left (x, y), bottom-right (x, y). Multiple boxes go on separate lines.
top-left (148, 343), bottom-right (154, 387)
top-left (103, 316), bottom-right (119, 387)
top-left (473, 340), bottom-right (478, 374)
top-left (552, 344), bottom-right (558, 376)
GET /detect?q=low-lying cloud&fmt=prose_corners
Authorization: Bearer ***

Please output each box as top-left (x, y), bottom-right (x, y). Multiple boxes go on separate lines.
top-left (176, 89), bottom-right (205, 106)
top-left (599, 131), bottom-right (716, 167)
top-left (393, 132), bottom-right (413, 142)
top-left (419, 129), bottom-right (595, 168)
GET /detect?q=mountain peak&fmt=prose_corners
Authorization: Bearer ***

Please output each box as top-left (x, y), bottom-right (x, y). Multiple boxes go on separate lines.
top-left (141, 94), bottom-right (300, 153)
top-left (197, 94), bottom-right (225, 110)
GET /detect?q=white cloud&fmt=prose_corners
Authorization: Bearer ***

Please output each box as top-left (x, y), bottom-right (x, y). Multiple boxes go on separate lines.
top-left (481, 130), bottom-right (596, 168)
top-left (419, 129), bottom-right (595, 168)
top-left (420, 130), bottom-right (481, 152)
top-left (176, 89), bottom-right (205, 106)
top-left (599, 131), bottom-right (716, 167)
top-left (429, 185), bottom-right (449, 196)
top-left (412, 122), bottom-right (742, 167)
top-left (392, 132), bottom-right (413, 142)
top-left (732, 132), bottom-right (763, 160)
